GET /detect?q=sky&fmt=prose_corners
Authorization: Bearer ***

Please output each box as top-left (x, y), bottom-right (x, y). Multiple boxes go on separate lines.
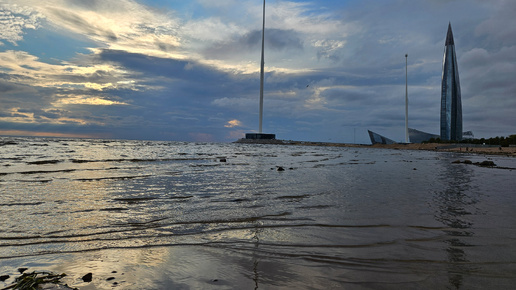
top-left (0, 0), bottom-right (515, 143)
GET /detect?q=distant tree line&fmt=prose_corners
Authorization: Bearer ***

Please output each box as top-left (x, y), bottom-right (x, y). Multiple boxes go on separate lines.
top-left (424, 134), bottom-right (516, 147)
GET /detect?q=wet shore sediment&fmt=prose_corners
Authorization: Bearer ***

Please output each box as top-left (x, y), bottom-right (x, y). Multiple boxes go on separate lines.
top-left (235, 139), bottom-right (516, 156)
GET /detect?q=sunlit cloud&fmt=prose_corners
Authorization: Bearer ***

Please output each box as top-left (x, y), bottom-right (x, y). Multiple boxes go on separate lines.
top-left (0, 50), bottom-right (136, 90)
top-left (0, 130), bottom-right (102, 139)
top-left (0, 4), bottom-right (42, 45)
top-left (41, 1), bottom-right (184, 58)
top-left (224, 119), bottom-right (242, 128)
top-left (0, 108), bottom-right (102, 126)
top-left (53, 95), bottom-right (129, 106)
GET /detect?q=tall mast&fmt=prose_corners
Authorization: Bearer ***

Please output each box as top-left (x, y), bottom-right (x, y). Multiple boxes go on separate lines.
top-left (259, 0), bottom-right (265, 133)
top-left (405, 54), bottom-right (409, 143)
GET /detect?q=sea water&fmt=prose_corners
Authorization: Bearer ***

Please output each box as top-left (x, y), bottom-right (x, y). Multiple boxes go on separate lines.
top-left (0, 137), bottom-right (515, 289)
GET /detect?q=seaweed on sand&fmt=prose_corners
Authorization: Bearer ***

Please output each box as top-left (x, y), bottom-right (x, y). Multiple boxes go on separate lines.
top-left (1, 271), bottom-right (76, 290)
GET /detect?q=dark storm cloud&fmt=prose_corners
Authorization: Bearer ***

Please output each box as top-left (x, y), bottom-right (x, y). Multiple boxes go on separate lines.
top-left (475, 1), bottom-right (516, 47)
top-left (74, 49), bottom-right (263, 140)
top-left (0, 79), bottom-right (34, 94)
top-left (97, 49), bottom-right (222, 81)
top-left (322, 87), bottom-right (376, 104)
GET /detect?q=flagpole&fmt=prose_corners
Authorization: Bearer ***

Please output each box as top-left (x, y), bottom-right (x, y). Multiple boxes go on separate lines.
top-left (259, 0), bottom-right (265, 133)
top-left (405, 54), bottom-right (409, 143)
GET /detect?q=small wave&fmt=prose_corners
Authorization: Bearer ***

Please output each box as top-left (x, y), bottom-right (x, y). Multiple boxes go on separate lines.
top-left (26, 160), bottom-right (62, 165)
top-left (165, 171), bottom-right (182, 175)
top-left (0, 202), bottom-right (44, 207)
top-left (296, 204), bottom-right (333, 209)
top-left (276, 194), bottom-right (310, 200)
top-left (70, 157), bottom-right (207, 164)
top-left (1, 157), bottom-right (22, 161)
top-left (230, 198), bottom-right (252, 203)
top-left (29, 143), bottom-right (48, 147)
top-left (189, 164), bottom-right (220, 168)
top-left (0, 141), bottom-right (18, 146)
top-left (168, 195), bottom-right (193, 200)
top-left (211, 198), bottom-right (253, 203)
top-left (71, 209), bottom-right (95, 213)
top-left (113, 197), bottom-right (157, 204)
top-left (16, 179), bottom-right (52, 183)
top-left (99, 207), bottom-right (130, 212)
top-left (75, 175), bottom-right (150, 181)
top-left (19, 169), bottom-right (76, 175)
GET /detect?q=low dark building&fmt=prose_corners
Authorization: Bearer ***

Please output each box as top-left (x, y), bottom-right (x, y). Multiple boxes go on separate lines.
top-left (409, 128), bottom-right (440, 143)
top-left (245, 133), bottom-right (276, 140)
top-left (368, 130), bottom-right (397, 145)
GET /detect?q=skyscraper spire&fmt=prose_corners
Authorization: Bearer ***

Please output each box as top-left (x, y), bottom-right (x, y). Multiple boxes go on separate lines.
top-left (445, 22), bottom-right (454, 46)
top-left (440, 23), bottom-right (462, 141)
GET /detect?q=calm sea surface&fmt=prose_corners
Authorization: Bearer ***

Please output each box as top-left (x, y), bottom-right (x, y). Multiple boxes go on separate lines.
top-left (1, 137), bottom-right (515, 289)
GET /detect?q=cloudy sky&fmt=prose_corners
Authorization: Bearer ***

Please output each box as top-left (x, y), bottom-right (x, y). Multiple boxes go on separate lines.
top-left (0, 0), bottom-right (515, 143)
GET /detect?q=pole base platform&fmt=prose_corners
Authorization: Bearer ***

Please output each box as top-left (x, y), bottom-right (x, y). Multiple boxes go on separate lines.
top-left (245, 133), bottom-right (276, 140)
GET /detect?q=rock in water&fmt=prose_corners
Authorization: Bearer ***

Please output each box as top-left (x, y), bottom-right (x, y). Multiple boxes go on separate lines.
top-left (82, 273), bottom-right (93, 282)
top-left (478, 160), bottom-right (496, 167)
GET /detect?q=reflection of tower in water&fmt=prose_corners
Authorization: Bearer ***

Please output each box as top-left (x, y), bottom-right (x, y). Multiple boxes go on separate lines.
top-left (252, 224), bottom-right (262, 290)
top-left (434, 159), bottom-right (479, 289)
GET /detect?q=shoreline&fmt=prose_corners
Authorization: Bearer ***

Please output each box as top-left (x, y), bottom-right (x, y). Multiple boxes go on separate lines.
top-left (235, 138), bottom-right (516, 157)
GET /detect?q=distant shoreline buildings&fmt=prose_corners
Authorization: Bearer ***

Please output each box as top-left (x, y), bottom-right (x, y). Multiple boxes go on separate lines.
top-left (369, 23), bottom-right (468, 145)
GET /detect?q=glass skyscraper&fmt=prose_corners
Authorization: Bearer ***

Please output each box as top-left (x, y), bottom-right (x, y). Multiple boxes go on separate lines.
top-left (440, 23), bottom-right (463, 141)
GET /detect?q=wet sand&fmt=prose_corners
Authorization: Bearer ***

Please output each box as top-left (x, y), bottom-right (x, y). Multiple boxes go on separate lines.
top-left (235, 139), bottom-right (516, 157)
top-left (1, 245), bottom-right (352, 290)
top-left (371, 142), bottom-right (516, 156)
